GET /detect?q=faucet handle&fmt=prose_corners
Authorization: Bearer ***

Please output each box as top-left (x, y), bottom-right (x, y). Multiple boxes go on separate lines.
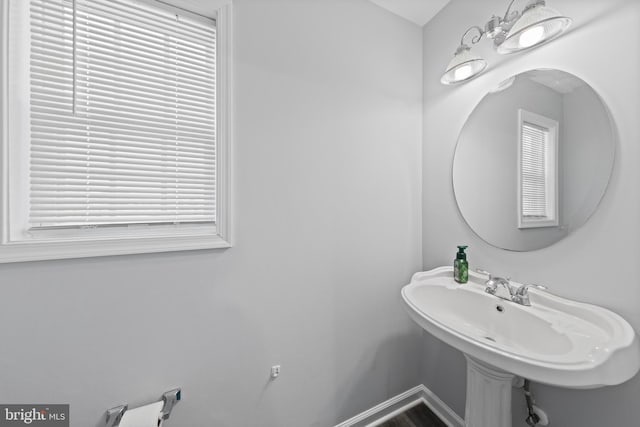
top-left (512, 283), bottom-right (547, 306)
top-left (516, 283), bottom-right (547, 296)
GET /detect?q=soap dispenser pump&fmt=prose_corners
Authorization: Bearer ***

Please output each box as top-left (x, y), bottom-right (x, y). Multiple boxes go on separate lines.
top-left (454, 245), bottom-right (468, 283)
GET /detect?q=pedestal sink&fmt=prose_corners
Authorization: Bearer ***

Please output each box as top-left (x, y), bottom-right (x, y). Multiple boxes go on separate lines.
top-left (401, 267), bottom-right (640, 427)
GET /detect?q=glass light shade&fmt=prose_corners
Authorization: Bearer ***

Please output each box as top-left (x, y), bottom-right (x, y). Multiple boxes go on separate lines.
top-left (497, 2), bottom-right (572, 54)
top-left (440, 46), bottom-right (487, 85)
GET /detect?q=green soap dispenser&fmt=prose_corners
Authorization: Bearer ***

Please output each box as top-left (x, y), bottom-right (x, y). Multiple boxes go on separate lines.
top-left (454, 245), bottom-right (468, 283)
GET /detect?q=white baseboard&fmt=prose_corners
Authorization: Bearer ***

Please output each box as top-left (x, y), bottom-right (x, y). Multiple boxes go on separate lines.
top-left (417, 385), bottom-right (464, 427)
top-left (334, 384), bottom-right (464, 427)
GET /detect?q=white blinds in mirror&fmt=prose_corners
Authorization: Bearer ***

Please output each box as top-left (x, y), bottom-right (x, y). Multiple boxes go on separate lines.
top-left (520, 122), bottom-right (548, 218)
top-left (29, 0), bottom-right (216, 229)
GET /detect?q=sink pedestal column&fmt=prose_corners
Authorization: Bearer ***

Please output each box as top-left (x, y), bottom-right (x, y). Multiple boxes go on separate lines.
top-left (464, 356), bottom-right (515, 427)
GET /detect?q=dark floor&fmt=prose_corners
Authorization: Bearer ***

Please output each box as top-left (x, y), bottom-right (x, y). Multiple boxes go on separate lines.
top-left (377, 403), bottom-right (448, 427)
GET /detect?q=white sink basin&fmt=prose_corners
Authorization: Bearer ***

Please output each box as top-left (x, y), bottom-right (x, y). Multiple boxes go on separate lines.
top-left (402, 266), bottom-right (640, 389)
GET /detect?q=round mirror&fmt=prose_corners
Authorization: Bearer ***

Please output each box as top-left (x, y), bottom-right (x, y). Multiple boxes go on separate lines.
top-left (453, 69), bottom-right (615, 251)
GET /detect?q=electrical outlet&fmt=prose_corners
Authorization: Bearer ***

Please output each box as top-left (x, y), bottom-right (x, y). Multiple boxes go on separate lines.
top-left (270, 365), bottom-right (281, 379)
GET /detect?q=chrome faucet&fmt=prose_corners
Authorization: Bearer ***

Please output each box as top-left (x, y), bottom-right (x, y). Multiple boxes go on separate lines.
top-left (476, 269), bottom-right (547, 306)
top-left (482, 272), bottom-right (514, 300)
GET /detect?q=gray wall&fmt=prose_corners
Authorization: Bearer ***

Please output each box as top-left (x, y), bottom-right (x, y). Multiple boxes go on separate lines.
top-left (422, 0), bottom-right (640, 425)
top-left (0, 1), bottom-right (424, 426)
top-left (562, 84), bottom-right (615, 229)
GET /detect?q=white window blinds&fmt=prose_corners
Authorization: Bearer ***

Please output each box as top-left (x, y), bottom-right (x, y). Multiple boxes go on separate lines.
top-left (29, 0), bottom-right (216, 229)
top-left (520, 122), bottom-right (548, 218)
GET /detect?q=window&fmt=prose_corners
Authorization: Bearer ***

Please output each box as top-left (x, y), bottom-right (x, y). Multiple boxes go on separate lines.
top-left (0, 0), bottom-right (232, 262)
top-left (517, 109), bottom-right (559, 229)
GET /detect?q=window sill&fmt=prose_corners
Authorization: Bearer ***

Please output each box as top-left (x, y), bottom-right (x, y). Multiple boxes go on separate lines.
top-left (517, 221), bottom-right (560, 229)
top-left (0, 234), bottom-right (231, 263)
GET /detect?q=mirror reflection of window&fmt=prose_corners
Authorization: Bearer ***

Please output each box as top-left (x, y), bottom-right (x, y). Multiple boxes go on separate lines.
top-left (518, 109), bottom-right (559, 229)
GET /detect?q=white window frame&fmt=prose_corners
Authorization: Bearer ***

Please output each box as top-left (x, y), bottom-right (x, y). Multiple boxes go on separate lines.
top-left (517, 109), bottom-right (559, 229)
top-left (0, 0), bottom-right (233, 263)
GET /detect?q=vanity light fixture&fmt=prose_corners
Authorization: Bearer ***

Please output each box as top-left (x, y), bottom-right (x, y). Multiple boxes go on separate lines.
top-left (440, 0), bottom-right (572, 85)
top-left (440, 42), bottom-right (488, 85)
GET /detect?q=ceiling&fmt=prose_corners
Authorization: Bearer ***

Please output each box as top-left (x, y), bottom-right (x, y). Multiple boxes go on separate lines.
top-left (527, 69), bottom-right (586, 95)
top-left (368, 0), bottom-right (450, 26)
top-left (161, 0), bottom-right (449, 26)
